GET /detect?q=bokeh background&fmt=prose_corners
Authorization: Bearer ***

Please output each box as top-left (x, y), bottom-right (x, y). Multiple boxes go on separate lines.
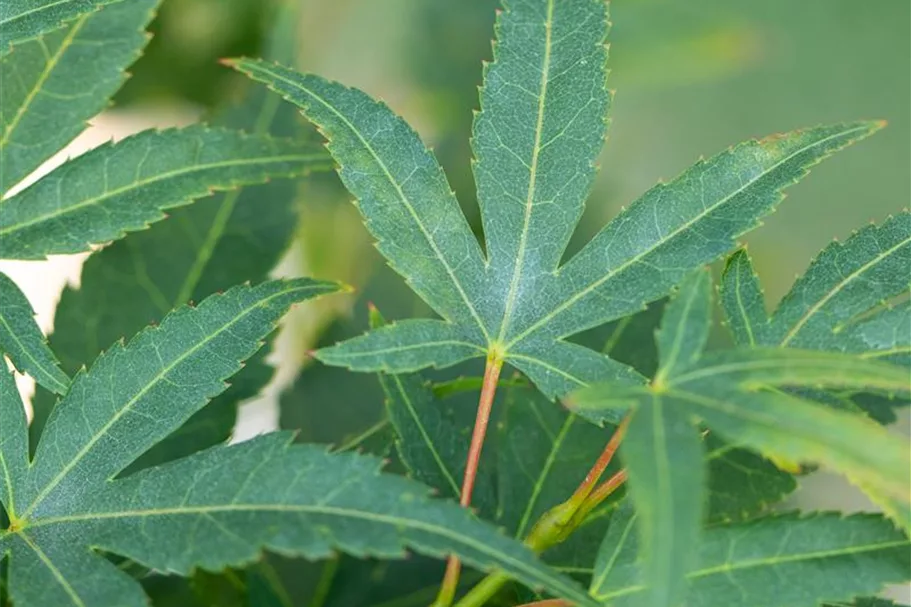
top-left (7, 0), bottom-right (909, 600)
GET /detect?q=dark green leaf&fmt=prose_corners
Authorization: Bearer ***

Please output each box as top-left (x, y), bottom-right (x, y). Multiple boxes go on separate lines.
top-left (0, 0), bottom-right (158, 193)
top-left (0, 272), bottom-right (68, 394)
top-left (231, 17), bottom-right (877, 402)
top-left (0, 0), bottom-right (123, 55)
top-left (591, 512), bottom-right (910, 607)
top-left (3, 433), bottom-right (598, 607)
top-left (32, 0), bottom-right (311, 468)
top-left (0, 125), bottom-right (331, 259)
top-left (22, 279), bottom-right (338, 519)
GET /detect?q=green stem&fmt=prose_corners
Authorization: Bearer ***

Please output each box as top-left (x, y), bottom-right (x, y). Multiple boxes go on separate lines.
top-left (433, 356), bottom-right (504, 607)
top-left (454, 417), bottom-right (630, 607)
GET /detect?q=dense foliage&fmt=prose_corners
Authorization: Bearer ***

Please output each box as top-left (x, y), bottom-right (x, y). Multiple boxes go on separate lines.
top-left (0, 1), bottom-right (907, 606)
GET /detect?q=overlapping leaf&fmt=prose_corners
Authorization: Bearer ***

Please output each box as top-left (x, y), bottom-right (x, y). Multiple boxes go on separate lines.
top-left (590, 507), bottom-right (910, 607)
top-left (0, 0), bottom-right (124, 55)
top-left (0, 0), bottom-right (158, 193)
top-left (30, 0), bottom-right (316, 470)
top-left (571, 270), bottom-right (911, 555)
top-left (0, 125), bottom-right (330, 259)
top-left (0, 281), bottom-right (598, 606)
top-left (722, 213), bottom-right (910, 358)
top-left (0, 271), bottom-right (68, 394)
top-left (228, 0), bottom-right (880, 403)
top-left (720, 215), bottom-right (911, 421)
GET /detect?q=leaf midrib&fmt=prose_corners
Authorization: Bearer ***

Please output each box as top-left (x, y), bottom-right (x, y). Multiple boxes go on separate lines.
top-left (19, 283), bottom-right (320, 520)
top-left (17, 530), bottom-right (86, 607)
top-left (23, 502), bottom-right (594, 606)
top-left (671, 353), bottom-right (906, 389)
top-left (0, 151), bottom-right (326, 236)
top-left (778, 233), bottom-right (911, 346)
top-left (504, 125), bottom-right (870, 350)
top-left (495, 0), bottom-right (555, 345)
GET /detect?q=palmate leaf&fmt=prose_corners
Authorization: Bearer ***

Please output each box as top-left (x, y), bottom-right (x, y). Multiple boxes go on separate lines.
top-left (0, 0), bottom-right (123, 55)
top-left (228, 0), bottom-right (880, 403)
top-left (30, 0), bottom-right (314, 470)
top-left (590, 506), bottom-right (910, 607)
top-left (0, 284), bottom-right (597, 606)
top-left (0, 271), bottom-right (68, 395)
top-left (0, 124), bottom-right (331, 260)
top-left (570, 269), bottom-right (911, 606)
top-left (0, 0), bottom-right (158, 193)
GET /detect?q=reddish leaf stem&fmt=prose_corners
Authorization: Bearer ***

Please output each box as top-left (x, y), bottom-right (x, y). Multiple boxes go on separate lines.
top-left (434, 356), bottom-right (504, 607)
top-left (569, 415), bottom-right (630, 504)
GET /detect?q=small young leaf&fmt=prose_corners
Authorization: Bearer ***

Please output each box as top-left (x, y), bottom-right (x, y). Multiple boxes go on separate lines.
top-left (719, 249), bottom-right (769, 346)
top-left (591, 511), bottom-right (910, 607)
top-left (0, 125), bottom-right (331, 259)
top-left (0, 0), bottom-right (159, 193)
top-left (0, 271), bottom-right (68, 394)
top-left (0, 0), bottom-right (122, 55)
top-left (654, 269), bottom-right (712, 381)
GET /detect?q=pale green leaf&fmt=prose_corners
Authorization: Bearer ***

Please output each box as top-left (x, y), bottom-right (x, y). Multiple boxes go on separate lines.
top-left (30, 0), bottom-right (311, 468)
top-left (19, 279), bottom-right (338, 520)
top-left (0, 125), bottom-right (331, 259)
top-left (719, 248), bottom-right (769, 346)
top-left (0, 0), bottom-right (123, 55)
top-left (591, 511), bottom-right (910, 607)
top-left (0, 0), bottom-right (157, 193)
top-left (0, 271), bottom-right (68, 394)
top-left (2, 433), bottom-right (598, 607)
top-left (850, 300), bottom-right (910, 367)
top-left (654, 268), bottom-right (712, 381)
top-left (617, 268), bottom-right (709, 607)
top-left (672, 348), bottom-right (911, 395)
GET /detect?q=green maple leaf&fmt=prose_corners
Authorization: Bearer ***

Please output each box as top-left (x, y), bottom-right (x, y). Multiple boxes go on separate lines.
top-left (590, 503), bottom-right (910, 607)
top-left (0, 0), bottom-right (124, 55)
top-left (0, 0), bottom-right (332, 262)
top-left (0, 271), bottom-right (69, 395)
top-left (0, 280), bottom-right (596, 607)
top-left (570, 269), bottom-right (911, 607)
top-left (29, 0), bottom-right (315, 472)
top-left (228, 0), bottom-right (879, 405)
top-left (0, 0), bottom-right (158, 192)
top-left (720, 213), bottom-right (911, 421)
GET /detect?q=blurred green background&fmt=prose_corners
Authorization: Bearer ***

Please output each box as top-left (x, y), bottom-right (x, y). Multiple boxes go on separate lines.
top-left (117, 0), bottom-right (909, 306)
